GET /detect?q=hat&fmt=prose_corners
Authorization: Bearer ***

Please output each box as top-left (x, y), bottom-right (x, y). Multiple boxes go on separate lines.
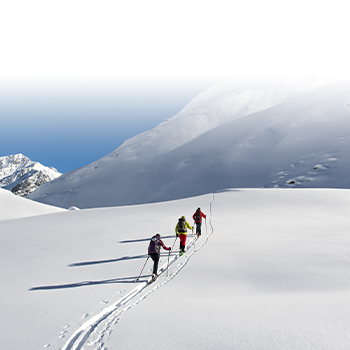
top-left (155, 233), bottom-right (160, 238)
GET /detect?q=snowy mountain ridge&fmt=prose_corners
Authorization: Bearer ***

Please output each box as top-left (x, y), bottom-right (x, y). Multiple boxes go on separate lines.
top-left (29, 78), bottom-right (350, 209)
top-left (116, 78), bottom-right (324, 158)
top-left (0, 153), bottom-right (62, 196)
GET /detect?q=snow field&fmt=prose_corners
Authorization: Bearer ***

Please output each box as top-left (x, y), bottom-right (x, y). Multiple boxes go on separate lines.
top-left (4, 75), bottom-right (350, 350)
top-left (0, 188), bottom-right (65, 221)
top-left (107, 189), bottom-right (350, 350)
top-left (0, 192), bottom-right (212, 349)
top-left (2, 189), bottom-right (350, 349)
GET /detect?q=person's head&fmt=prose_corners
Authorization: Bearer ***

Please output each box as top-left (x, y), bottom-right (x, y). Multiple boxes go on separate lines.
top-left (155, 233), bottom-right (160, 238)
top-left (197, 207), bottom-right (200, 211)
top-left (181, 216), bottom-right (185, 220)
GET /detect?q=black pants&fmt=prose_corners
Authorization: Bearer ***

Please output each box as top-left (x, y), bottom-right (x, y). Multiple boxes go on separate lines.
top-left (150, 253), bottom-right (160, 275)
top-left (195, 222), bottom-right (202, 235)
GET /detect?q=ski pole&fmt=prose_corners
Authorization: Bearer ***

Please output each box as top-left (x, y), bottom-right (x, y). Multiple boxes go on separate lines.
top-left (167, 236), bottom-right (177, 277)
top-left (171, 236), bottom-right (178, 250)
top-left (136, 255), bottom-right (149, 282)
top-left (193, 222), bottom-right (197, 250)
top-left (205, 218), bottom-right (207, 235)
top-left (167, 249), bottom-right (171, 277)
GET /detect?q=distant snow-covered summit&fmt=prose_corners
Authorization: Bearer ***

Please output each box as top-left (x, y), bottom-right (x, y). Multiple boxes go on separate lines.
top-left (0, 154), bottom-right (62, 196)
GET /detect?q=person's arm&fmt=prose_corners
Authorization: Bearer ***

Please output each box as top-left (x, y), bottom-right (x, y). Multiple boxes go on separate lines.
top-left (160, 239), bottom-right (171, 251)
top-left (186, 221), bottom-right (193, 231)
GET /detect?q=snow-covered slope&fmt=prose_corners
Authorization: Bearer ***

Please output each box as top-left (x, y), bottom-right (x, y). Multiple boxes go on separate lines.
top-left (0, 188), bottom-right (65, 221)
top-left (0, 153), bottom-right (62, 196)
top-left (28, 78), bottom-right (343, 209)
top-left (5, 78), bottom-right (350, 350)
top-left (3, 189), bottom-right (350, 350)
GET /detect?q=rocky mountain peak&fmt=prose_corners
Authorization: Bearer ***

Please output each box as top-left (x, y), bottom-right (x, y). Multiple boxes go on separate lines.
top-left (0, 154), bottom-right (62, 196)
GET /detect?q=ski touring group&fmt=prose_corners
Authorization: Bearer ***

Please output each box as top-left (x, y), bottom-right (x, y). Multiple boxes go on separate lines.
top-left (138, 208), bottom-right (206, 283)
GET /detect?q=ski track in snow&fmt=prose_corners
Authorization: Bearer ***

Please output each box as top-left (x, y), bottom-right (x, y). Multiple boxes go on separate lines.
top-left (54, 195), bottom-right (215, 350)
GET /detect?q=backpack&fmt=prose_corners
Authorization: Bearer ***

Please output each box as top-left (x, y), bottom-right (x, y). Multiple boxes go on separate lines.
top-left (148, 236), bottom-right (160, 254)
top-left (178, 218), bottom-right (186, 233)
top-left (195, 210), bottom-right (201, 221)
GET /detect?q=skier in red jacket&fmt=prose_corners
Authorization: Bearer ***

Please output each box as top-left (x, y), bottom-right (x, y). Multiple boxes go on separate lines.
top-left (193, 207), bottom-right (206, 237)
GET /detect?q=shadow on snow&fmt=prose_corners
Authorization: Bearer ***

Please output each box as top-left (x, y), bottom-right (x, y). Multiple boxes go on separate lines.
top-left (29, 275), bottom-right (150, 291)
top-left (119, 235), bottom-right (174, 244)
top-left (29, 251), bottom-right (173, 291)
top-left (68, 252), bottom-right (171, 268)
top-left (68, 254), bottom-right (149, 267)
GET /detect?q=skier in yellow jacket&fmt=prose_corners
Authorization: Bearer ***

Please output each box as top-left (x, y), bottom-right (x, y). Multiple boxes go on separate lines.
top-left (175, 216), bottom-right (193, 255)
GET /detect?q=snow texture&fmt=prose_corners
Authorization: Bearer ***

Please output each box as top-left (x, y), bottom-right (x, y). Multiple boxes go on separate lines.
top-left (28, 77), bottom-right (339, 209)
top-left (0, 188), bottom-right (65, 221)
top-left (2, 188), bottom-right (350, 350)
top-left (3, 78), bottom-right (350, 350)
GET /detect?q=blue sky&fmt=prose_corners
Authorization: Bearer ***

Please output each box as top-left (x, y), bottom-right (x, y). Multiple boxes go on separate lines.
top-left (0, 79), bottom-right (220, 173)
top-left (1, 1), bottom-right (348, 174)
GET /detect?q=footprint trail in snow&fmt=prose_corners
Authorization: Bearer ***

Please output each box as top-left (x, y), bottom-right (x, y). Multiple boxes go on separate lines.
top-left (54, 195), bottom-right (214, 350)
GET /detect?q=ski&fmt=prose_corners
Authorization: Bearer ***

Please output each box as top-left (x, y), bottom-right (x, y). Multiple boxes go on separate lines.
top-left (148, 273), bottom-right (158, 284)
top-left (148, 277), bottom-right (156, 284)
top-left (147, 267), bottom-right (164, 284)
